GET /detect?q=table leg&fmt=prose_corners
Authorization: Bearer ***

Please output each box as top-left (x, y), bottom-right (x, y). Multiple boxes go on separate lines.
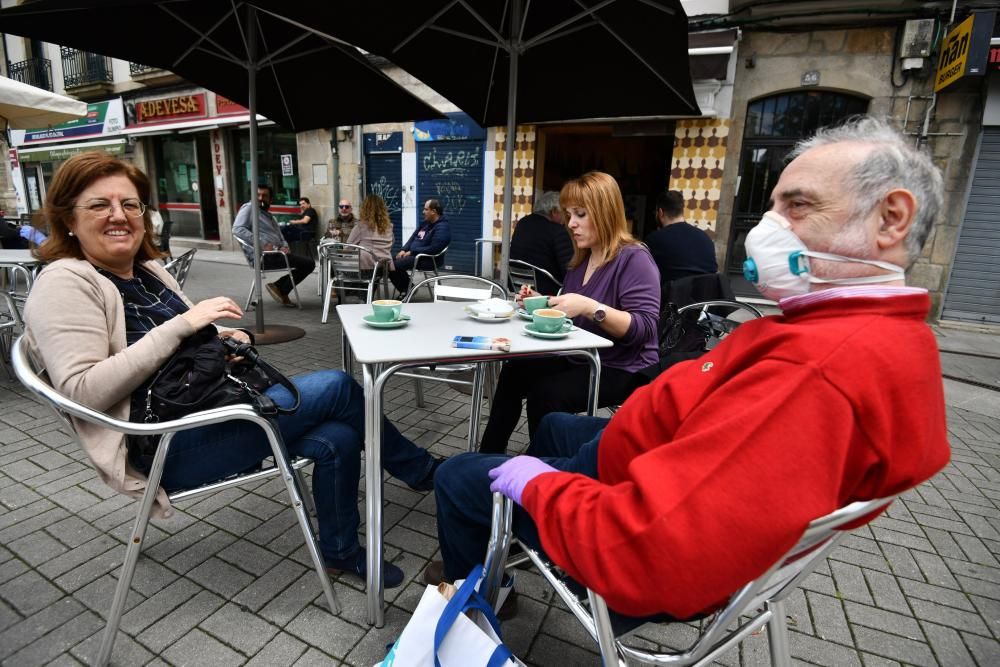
top-left (341, 328), bottom-right (353, 375)
top-left (467, 363), bottom-right (485, 452)
top-left (583, 350), bottom-right (602, 416)
top-left (363, 363), bottom-right (386, 627)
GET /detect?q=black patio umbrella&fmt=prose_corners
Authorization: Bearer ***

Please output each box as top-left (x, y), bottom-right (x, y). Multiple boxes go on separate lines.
top-left (0, 0), bottom-right (444, 337)
top-left (272, 0), bottom-right (700, 286)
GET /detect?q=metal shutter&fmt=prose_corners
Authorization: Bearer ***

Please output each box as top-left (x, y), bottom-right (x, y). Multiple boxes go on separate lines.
top-left (943, 127), bottom-right (1000, 324)
top-left (416, 140), bottom-right (484, 273)
top-left (364, 153), bottom-right (404, 249)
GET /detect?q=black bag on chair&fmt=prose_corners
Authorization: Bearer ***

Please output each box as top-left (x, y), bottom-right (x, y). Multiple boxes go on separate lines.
top-left (128, 327), bottom-right (299, 472)
top-left (134, 326), bottom-right (299, 424)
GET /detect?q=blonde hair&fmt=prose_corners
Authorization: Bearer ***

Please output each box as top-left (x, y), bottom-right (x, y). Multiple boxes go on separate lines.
top-left (559, 171), bottom-right (635, 269)
top-left (359, 195), bottom-right (391, 235)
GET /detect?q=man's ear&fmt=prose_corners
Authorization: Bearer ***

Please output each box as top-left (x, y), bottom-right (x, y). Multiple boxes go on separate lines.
top-left (876, 188), bottom-right (916, 251)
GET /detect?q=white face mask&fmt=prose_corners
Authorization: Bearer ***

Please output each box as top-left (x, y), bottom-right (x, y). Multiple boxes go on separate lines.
top-left (742, 212), bottom-right (905, 301)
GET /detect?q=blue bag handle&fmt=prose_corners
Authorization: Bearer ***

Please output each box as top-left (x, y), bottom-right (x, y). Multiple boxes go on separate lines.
top-left (433, 564), bottom-right (513, 667)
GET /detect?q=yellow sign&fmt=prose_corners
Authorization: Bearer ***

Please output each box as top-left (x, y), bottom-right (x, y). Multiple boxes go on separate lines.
top-left (935, 15), bottom-right (975, 91)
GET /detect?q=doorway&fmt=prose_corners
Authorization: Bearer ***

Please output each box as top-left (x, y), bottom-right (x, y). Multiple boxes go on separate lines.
top-left (540, 126), bottom-right (675, 240)
top-left (728, 91), bottom-right (868, 292)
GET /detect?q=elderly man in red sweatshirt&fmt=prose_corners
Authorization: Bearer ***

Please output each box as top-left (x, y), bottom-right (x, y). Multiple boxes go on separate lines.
top-left (425, 116), bottom-right (952, 624)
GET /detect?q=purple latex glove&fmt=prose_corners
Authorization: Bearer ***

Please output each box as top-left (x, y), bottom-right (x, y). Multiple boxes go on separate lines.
top-left (488, 456), bottom-right (558, 506)
top-left (19, 226), bottom-right (47, 245)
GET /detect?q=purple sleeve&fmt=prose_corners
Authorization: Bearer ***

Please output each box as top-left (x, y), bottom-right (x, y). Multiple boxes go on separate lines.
top-left (614, 248), bottom-right (660, 349)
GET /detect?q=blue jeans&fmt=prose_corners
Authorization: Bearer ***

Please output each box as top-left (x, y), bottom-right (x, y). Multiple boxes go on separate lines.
top-left (435, 412), bottom-right (606, 581)
top-left (163, 370), bottom-right (434, 562)
top-left (435, 412), bottom-right (670, 631)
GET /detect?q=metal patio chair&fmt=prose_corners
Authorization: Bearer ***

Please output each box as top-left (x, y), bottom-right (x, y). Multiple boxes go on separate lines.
top-left (400, 275), bottom-right (507, 450)
top-left (162, 247), bottom-right (196, 289)
top-left (233, 234), bottom-right (302, 310)
top-left (404, 245), bottom-right (448, 299)
top-left (318, 241), bottom-right (389, 323)
top-left (10, 336), bottom-right (339, 667)
top-left (481, 492), bottom-right (898, 666)
top-left (0, 264), bottom-right (31, 381)
top-left (507, 258), bottom-right (562, 296)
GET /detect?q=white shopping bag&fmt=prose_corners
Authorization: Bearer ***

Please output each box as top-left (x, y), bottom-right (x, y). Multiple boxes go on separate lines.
top-left (377, 565), bottom-right (520, 667)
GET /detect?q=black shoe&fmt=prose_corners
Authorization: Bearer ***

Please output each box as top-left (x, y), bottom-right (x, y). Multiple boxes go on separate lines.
top-left (411, 457), bottom-right (445, 492)
top-left (327, 549), bottom-right (404, 589)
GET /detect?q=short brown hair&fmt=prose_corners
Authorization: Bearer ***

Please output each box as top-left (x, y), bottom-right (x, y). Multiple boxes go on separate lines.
top-left (560, 171), bottom-right (636, 269)
top-left (37, 152), bottom-right (164, 264)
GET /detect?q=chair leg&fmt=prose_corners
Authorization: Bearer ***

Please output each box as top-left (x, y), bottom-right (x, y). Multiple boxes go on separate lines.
top-left (95, 434), bottom-right (175, 667)
top-left (294, 465), bottom-right (318, 517)
top-left (588, 590), bottom-right (626, 667)
top-left (766, 598), bottom-right (792, 667)
top-left (321, 277), bottom-right (333, 324)
top-left (288, 269), bottom-right (302, 310)
top-left (245, 278), bottom-right (257, 311)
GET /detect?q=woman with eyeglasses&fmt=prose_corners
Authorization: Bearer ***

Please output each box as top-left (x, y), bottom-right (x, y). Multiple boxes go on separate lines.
top-left (22, 152), bottom-right (441, 589)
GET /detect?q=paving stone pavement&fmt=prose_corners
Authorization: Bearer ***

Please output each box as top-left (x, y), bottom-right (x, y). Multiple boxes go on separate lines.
top-left (1, 254), bottom-right (998, 666)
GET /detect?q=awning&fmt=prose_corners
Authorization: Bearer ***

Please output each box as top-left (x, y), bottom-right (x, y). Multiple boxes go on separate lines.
top-left (689, 30), bottom-right (738, 80)
top-left (17, 138), bottom-right (127, 162)
top-left (120, 113), bottom-right (269, 137)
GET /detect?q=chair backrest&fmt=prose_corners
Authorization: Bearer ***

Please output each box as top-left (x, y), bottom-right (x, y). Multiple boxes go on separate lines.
top-left (159, 217), bottom-right (173, 258)
top-left (507, 259), bottom-right (561, 295)
top-left (163, 248), bottom-right (196, 289)
top-left (405, 275), bottom-right (506, 303)
top-left (320, 242), bottom-right (373, 281)
top-left (413, 244), bottom-right (448, 271)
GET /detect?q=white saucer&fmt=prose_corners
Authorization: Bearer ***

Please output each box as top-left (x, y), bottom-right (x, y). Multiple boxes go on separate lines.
top-left (467, 311), bottom-right (514, 323)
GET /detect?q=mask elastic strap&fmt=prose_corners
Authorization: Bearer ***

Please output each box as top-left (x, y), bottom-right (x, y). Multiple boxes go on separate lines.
top-left (804, 251), bottom-right (905, 275)
top-left (789, 250), bottom-right (905, 285)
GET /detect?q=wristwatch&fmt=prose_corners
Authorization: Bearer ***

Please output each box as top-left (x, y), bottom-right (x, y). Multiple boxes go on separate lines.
top-left (593, 303), bottom-right (608, 323)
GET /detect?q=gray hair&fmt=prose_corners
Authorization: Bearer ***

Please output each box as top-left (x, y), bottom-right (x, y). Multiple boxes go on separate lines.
top-left (788, 116), bottom-right (943, 264)
top-left (533, 190), bottom-right (562, 215)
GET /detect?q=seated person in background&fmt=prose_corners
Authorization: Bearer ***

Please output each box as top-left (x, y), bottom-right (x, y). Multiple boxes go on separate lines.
top-left (509, 190), bottom-right (573, 295)
top-left (388, 198), bottom-right (451, 295)
top-left (645, 190), bottom-right (717, 284)
top-left (478, 171), bottom-right (659, 454)
top-left (24, 152), bottom-right (441, 588)
top-left (325, 199), bottom-right (358, 240)
top-left (285, 196), bottom-right (319, 243)
top-left (426, 117), bottom-right (951, 622)
top-left (232, 184), bottom-right (315, 307)
top-left (346, 194), bottom-right (395, 272)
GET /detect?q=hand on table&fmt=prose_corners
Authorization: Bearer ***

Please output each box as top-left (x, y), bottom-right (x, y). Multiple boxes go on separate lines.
top-left (487, 456), bottom-right (558, 506)
top-left (514, 285), bottom-right (539, 306)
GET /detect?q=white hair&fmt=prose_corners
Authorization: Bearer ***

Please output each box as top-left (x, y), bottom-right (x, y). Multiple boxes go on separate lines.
top-left (533, 191), bottom-right (562, 215)
top-left (789, 116), bottom-right (943, 264)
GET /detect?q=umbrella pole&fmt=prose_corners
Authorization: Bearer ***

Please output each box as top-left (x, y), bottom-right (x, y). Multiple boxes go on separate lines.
top-left (498, 0), bottom-right (521, 292)
top-left (247, 4), bottom-right (265, 333)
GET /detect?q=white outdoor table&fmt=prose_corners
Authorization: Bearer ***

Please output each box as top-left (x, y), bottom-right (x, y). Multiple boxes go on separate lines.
top-left (337, 300), bottom-right (613, 626)
top-left (0, 250), bottom-right (41, 296)
top-left (474, 237), bottom-right (501, 280)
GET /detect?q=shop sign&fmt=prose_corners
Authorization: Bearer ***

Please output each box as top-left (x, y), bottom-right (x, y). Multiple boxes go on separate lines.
top-left (212, 130), bottom-right (226, 209)
top-left (134, 93), bottom-right (207, 125)
top-left (413, 111), bottom-right (486, 142)
top-left (216, 94), bottom-right (248, 116)
top-left (280, 154), bottom-right (294, 176)
top-left (364, 131), bottom-right (403, 153)
top-left (935, 12), bottom-right (995, 92)
top-left (10, 99), bottom-right (125, 146)
top-left (19, 142), bottom-right (126, 163)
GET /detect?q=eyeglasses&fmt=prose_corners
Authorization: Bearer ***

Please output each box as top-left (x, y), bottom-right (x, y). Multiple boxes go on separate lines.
top-left (74, 198), bottom-right (146, 219)
top-left (338, 204), bottom-right (351, 209)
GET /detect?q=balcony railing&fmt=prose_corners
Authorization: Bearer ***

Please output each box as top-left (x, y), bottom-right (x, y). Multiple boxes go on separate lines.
top-left (129, 61), bottom-right (159, 76)
top-left (8, 58), bottom-right (53, 91)
top-left (60, 47), bottom-right (113, 88)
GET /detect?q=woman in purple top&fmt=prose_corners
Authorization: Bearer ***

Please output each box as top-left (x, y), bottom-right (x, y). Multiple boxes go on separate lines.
top-left (479, 172), bottom-right (660, 454)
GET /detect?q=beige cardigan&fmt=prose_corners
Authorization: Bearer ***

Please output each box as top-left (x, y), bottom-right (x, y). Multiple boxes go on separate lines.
top-left (346, 221), bottom-right (394, 271)
top-left (23, 258), bottom-right (222, 518)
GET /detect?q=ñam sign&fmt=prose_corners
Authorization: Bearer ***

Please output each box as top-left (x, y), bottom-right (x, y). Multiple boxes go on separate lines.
top-left (935, 12), bottom-right (996, 92)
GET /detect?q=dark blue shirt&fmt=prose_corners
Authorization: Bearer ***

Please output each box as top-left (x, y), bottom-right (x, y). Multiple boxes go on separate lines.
top-left (96, 265), bottom-right (189, 346)
top-left (644, 222), bottom-right (718, 284)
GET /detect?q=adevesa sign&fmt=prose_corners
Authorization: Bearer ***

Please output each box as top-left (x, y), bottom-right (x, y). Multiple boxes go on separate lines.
top-left (935, 12), bottom-right (996, 92)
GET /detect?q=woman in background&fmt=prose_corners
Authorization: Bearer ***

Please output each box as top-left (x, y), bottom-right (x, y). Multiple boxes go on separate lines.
top-left (346, 194), bottom-right (395, 272)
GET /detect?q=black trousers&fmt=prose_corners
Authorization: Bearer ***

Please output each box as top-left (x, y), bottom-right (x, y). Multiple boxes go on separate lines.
top-left (260, 252), bottom-right (315, 296)
top-left (478, 357), bottom-right (636, 454)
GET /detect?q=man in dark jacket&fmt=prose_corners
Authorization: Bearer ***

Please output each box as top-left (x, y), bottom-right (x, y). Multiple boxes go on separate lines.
top-left (645, 190), bottom-right (717, 285)
top-left (510, 191), bottom-right (573, 295)
top-left (389, 199), bottom-right (451, 294)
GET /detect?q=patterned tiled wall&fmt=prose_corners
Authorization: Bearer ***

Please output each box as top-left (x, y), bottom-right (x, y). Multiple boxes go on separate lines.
top-left (492, 124), bottom-right (537, 236)
top-left (668, 119), bottom-right (730, 235)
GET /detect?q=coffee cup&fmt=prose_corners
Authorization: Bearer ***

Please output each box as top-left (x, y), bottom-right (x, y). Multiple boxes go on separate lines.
top-left (371, 299), bottom-right (403, 322)
top-left (522, 295), bottom-right (548, 314)
top-left (532, 308), bottom-right (569, 333)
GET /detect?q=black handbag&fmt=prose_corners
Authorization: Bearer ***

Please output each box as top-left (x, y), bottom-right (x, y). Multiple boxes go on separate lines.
top-left (127, 327), bottom-right (299, 473)
top-left (135, 326), bottom-right (299, 423)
